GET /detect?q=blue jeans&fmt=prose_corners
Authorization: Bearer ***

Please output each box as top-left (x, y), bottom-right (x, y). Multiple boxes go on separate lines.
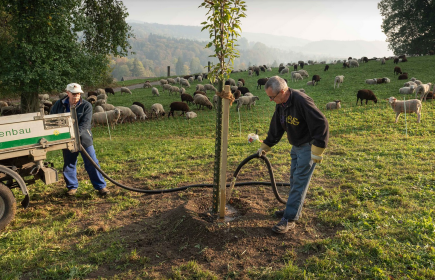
top-left (62, 145), bottom-right (106, 190)
top-left (283, 143), bottom-right (316, 221)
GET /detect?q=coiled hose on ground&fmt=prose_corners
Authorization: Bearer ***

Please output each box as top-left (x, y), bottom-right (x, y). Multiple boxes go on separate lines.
top-left (80, 144), bottom-right (288, 204)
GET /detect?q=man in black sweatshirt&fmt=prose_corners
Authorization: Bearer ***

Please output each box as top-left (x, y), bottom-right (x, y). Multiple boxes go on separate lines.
top-left (258, 76), bottom-right (329, 234)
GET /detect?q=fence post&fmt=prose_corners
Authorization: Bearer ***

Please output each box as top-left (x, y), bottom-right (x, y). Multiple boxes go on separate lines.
top-left (208, 61), bottom-right (211, 73)
top-left (167, 66), bottom-right (170, 77)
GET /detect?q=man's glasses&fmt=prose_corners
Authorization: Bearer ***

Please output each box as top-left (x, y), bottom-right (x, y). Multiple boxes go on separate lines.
top-left (269, 90), bottom-right (281, 101)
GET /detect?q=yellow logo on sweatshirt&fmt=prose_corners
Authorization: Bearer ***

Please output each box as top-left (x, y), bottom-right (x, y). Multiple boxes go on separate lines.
top-left (286, 115), bottom-right (299, 126)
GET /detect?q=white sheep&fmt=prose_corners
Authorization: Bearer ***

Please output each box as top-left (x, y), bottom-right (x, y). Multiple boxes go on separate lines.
top-left (291, 72), bottom-right (303, 82)
top-left (236, 96), bottom-right (259, 110)
top-left (415, 83), bottom-right (433, 101)
top-left (297, 70), bottom-right (309, 78)
top-left (180, 87), bottom-right (186, 95)
top-left (204, 84), bottom-right (217, 94)
top-left (152, 87), bottom-right (160, 97)
top-left (399, 85), bottom-right (416, 95)
top-left (97, 93), bottom-right (107, 100)
top-left (185, 111), bottom-right (197, 120)
top-left (160, 79), bottom-right (168, 86)
top-left (197, 76), bottom-right (203, 82)
top-left (167, 78), bottom-right (176, 84)
top-left (212, 94), bottom-right (219, 108)
top-left (334, 75), bottom-right (344, 89)
top-left (387, 96), bottom-right (422, 123)
top-left (280, 68), bottom-right (289, 74)
top-left (0, 101), bottom-right (8, 108)
top-left (180, 79), bottom-right (190, 88)
top-left (266, 67), bottom-right (272, 71)
top-left (101, 104), bottom-right (115, 111)
top-left (95, 99), bottom-right (106, 107)
top-left (248, 70), bottom-right (253, 76)
top-left (130, 104), bottom-right (147, 120)
top-left (92, 108), bottom-right (121, 129)
top-left (188, 77), bottom-right (194, 83)
top-left (196, 84), bottom-right (205, 92)
top-left (120, 87), bottom-right (132, 95)
top-left (151, 103), bottom-right (165, 119)
top-left (226, 78), bottom-right (236, 86)
top-left (193, 94), bottom-right (213, 110)
top-left (383, 77), bottom-right (391, 83)
top-left (365, 78), bottom-right (377, 85)
top-left (94, 105), bottom-right (105, 113)
top-left (143, 81), bottom-right (152, 89)
top-left (96, 88), bottom-right (105, 95)
top-left (306, 81), bottom-right (315, 86)
top-left (415, 80), bottom-right (422, 86)
top-left (349, 60), bottom-right (359, 67)
top-left (170, 86), bottom-right (181, 95)
top-left (162, 84), bottom-right (172, 93)
top-left (404, 81), bottom-right (417, 87)
top-left (381, 58), bottom-right (386, 64)
top-left (237, 81), bottom-right (243, 87)
top-left (38, 94), bottom-right (50, 101)
top-left (115, 106), bottom-right (137, 123)
top-left (326, 100), bottom-right (341, 110)
top-left (230, 86), bottom-right (238, 93)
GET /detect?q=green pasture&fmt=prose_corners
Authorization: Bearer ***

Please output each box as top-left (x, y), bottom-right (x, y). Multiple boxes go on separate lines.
top-left (1, 55), bottom-right (435, 279)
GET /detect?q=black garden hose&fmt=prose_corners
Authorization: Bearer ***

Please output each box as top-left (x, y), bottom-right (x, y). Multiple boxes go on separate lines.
top-left (80, 144), bottom-right (288, 204)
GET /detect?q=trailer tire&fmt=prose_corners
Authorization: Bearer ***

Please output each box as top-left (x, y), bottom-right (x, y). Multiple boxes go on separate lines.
top-left (0, 183), bottom-right (16, 231)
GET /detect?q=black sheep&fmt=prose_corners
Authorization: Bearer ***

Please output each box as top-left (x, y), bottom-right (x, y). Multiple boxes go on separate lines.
top-left (238, 78), bottom-right (245, 86)
top-left (394, 58), bottom-right (399, 64)
top-left (356, 89), bottom-right (378, 105)
top-left (168, 102), bottom-right (189, 118)
top-left (362, 57), bottom-right (369, 63)
top-left (312, 75), bottom-right (321, 85)
top-left (257, 78), bottom-right (269, 89)
top-left (298, 61), bottom-right (304, 68)
top-left (254, 69), bottom-right (259, 76)
top-left (398, 73), bottom-right (408, 80)
top-left (293, 64), bottom-right (298, 71)
top-left (376, 78), bottom-right (388, 84)
top-left (394, 66), bottom-right (402, 75)
top-left (259, 66), bottom-right (266, 72)
top-left (181, 93), bottom-right (194, 104)
top-left (105, 87), bottom-right (115, 95)
top-left (343, 62), bottom-right (350, 68)
top-left (88, 91), bottom-right (98, 97)
top-left (238, 87), bottom-right (250, 95)
top-left (401, 57), bottom-right (408, 62)
top-left (278, 65), bottom-right (285, 73)
top-left (324, 65), bottom-right (329, 71)
top-left (132, 101), bottom-right (145, 112)
top-left (233, 90), bottom-right (241, 100)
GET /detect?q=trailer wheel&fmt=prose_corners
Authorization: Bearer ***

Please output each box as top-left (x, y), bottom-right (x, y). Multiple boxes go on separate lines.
top-left (0, 183), bottom-right (16, 231)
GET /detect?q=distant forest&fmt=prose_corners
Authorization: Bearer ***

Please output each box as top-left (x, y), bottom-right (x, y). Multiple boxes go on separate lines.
top-left (109, 24), bottom-right (329, 80)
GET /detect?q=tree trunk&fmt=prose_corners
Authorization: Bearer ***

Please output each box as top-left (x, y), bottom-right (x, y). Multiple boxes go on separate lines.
top-left (20, 92), bottom-right (40, 113)
top-left (212, 79), bottom-right (225, 213)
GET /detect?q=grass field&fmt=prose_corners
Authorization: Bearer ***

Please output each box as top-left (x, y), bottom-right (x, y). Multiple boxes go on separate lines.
top-left (1, 55), bottom-right (435, 279)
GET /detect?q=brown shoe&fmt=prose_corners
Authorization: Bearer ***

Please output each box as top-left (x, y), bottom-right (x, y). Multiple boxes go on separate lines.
top-left (98, 188), bottom-right (110, 196)
top-left (67, 189), bottom-right (77, 196)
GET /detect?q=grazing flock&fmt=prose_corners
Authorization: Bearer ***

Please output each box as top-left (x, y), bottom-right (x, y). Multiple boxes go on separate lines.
top-left (0, 55), bottom-right (433, 128)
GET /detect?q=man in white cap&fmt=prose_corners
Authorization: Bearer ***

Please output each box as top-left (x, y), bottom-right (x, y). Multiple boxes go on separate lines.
top-left (50, 83), bottom-right (109, 196)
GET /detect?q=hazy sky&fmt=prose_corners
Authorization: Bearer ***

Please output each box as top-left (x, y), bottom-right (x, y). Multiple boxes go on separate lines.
top-left (122, 0), bottom-right (387, 42)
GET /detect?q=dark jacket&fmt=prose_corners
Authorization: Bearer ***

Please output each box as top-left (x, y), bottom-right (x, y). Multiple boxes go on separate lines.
top-left (50, 97), bottom-right (94, 148)
top-left (263, 89), bottom-right (329, 149)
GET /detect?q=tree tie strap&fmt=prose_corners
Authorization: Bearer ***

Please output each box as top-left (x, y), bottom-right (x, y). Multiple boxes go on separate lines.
top-left (216, 90), bottom-right (235, 106)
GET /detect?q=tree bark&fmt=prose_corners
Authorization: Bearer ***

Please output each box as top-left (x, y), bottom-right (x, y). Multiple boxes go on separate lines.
top-left (21, 92), bottom-right (40, 113)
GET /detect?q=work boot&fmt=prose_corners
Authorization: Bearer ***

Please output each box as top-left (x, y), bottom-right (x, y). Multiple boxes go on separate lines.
top-left (275, 209), bottom-right (302, 219)
top-left (98, 188), bottom-right (110, 196)
top-left (66, 188), bottom-right (77, 196)
top-left (272, 218), bottom-right (295, 234)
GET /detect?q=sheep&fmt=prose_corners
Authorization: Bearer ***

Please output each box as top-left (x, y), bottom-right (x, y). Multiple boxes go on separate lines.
top-left (248, 70), bottom-right (253, 76)
top-left (278, 65), bottom-right (285, 73)
top-left (151, 103), bottom-right (165, 119)
top-left (266, 67), bottom-right (272, 72)
top-left (132, 101), bottom-right (145, 112)
top-left (257, 78), bottom-right (269, 89)
top-left (394, 66), bottom-right (402, 75)
top-left (38, 94), bottom-right (50, 101)
top-left (193, 94), bottom-right (213, 110)
top-left (94, 105), bottom-right (105, 113)
top-left (100, 103), bottom-right (115, 111)
top-left (236, 96), bottom-right (260, 110)
top-left (185, 111), bottom-right (197, 120)
top-left (105, 88), bottom-right (115, 95)
top-left (0, 101), bottom-right (8, 108)
top-left (188, 77), bottom-right (194, 83)
top-left (238, 87), bottom-right (250, 95)
top-left (365, 78), bottom-right (378, 85)
top-left (312, 75), bottom-right (321, 85)
top-left (324, 65), bottom-right (329, 71)
top-left (167, 78), bottom-right (176, 84)
top-left (87, 96), bottom-right (97, 104)
top-left (170, 86), bottom-right (181, 95)
top-left (230, 86), bottom-right (238, 93)
top-left (180, 79), bottom-right (191, 88)
top-left (398, 73), bottom-right (408, 80)
top-left (293, 64), bottom-right (298, 71)
top-left (343, 62), bottom-right (350, 68)
top-left (414, 80), bottom-right (422, 86)
top-left (404, 81), bottom-right (417, 87)
top-left (181, 93), bottom-right (194, 105)
top-left (168, 102), bottom-right (190, 117)
top-left (130, 104), bottom-right (147, 120)
top-left (394, 58), bottom-right (399, 64)
top-left (120, 87), bottom-right (132, 95)
top-left (96, 88), bottom-right (105, 95)
top-left (213, 94), bottom-right (219, 108)
top-left (306, 81), bottom-right (315, 86)
top-left (349, 60), bottom-right (359, 67)
top-left (204, 84), bottom-right (217, 94)
top-left (291, 72), bottom-right (303, 82)
top-left (326, 100), bottom-right (341, 110)
top-left (225, 78), bottom-right (236, 86)
top-left (1, 106), bottom-right (20, 116)
top-left (197, 76), bottom-right (203, 82)
top-left (280, 68), bottom-right (289, 74)
top-left (415, 83), bottom-right (433, 101)
top-left (334, 75), bottom-right (344, 89)
top-left (381, 58), bottom-right (386, 64)
top-left (160, 79), bottom-right (168, 86)
top-left (115, 106), bottom-right (136, 123)
top-left (97, 93), bottom-right (107, 100)
top-left (387, 97), bottom-right (421, 123)
top-left (58, 92), bottom-right (68, 99)
top-left (238, 78), bottom-right (245, 86)
top-left (92, 108), bottom-right (121, 129)
top-left (95, 99), bottom-right (106, 107)
top-left (152, 87), bottom-right (160, 97)
top-left (143, 81), bottom-right (152, 89)
top-left (356, 89), bottom-right (378, 105)
top-left (196, 84), bottom-right (205, 92)
top-left (175, 77), bottom-right (181, 83)
top-left (244, 92), bottom-right (254, 97)
top-left (183, 75), bottom-right (193, 80)
top-left (376, 78), bottom-right (388, 84)
top-left (233, 90), bottom-right (241, 100)
top-left (162, 84), bottom-right (172, 93)
top-left (237, 81), bottom-right (243, 88)
top-left (297, 70), bottom-right (309, 78)
top-left (399, 86), bottom-right (416, 95)
top-left (383, 77), bottom-right (391, 83)
top-left (193, 91), bottom-right (207, 97)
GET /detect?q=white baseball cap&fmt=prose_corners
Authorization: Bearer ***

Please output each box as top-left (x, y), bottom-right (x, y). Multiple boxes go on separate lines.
top-left (65, 83), bottom-right (84, 94)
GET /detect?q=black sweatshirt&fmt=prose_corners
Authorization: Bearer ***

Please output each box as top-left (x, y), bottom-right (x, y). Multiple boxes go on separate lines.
top-left (263, 89), bottom-right (329, 149)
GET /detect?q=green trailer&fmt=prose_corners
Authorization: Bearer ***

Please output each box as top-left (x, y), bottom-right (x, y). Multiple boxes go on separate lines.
top-left (0, 108), bottom-right (80, 230)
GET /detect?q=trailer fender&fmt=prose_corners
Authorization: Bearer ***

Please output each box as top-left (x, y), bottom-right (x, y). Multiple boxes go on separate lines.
top-left (0, 165), bottom-right (30, 209)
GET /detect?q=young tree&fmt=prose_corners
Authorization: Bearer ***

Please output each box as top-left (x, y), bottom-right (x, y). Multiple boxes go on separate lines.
top-left (0, 0), bottom-right (133, 112)
top-left (175, 57), bottom-right (184, 75)
top-left (131, 58), bottom-right (147, 77)
top-left (378, 0), bottom-right (435, 55)
top-left (199, 0), bottom-right (247, 214)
